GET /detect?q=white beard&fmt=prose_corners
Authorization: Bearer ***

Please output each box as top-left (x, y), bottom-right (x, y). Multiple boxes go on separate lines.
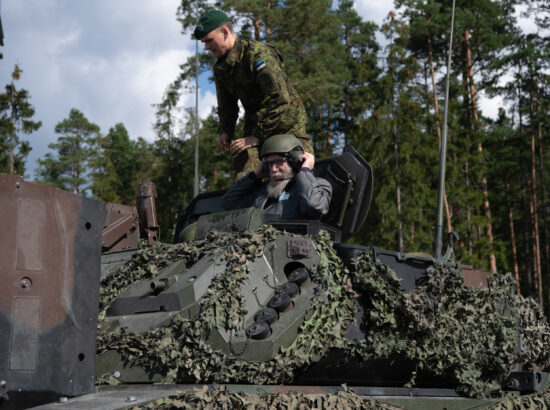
top-left (266, 169), bottom-right (294, 199)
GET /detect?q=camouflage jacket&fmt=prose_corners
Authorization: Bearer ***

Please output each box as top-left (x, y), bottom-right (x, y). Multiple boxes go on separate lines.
top-left (220, 169), bottom-right (332, 220)
top-left (214, 38), bottom-right (307, 143)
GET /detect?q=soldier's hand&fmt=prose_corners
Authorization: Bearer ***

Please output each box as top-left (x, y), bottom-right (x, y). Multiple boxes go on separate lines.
top-left (230, 136), bottom-right (259, 155)
top-left (254, 159), bottom-right (266, 179)
top-left (300, 152), bottom-right (315, 169)
top-left (218, 133), bottom-right (231, 151)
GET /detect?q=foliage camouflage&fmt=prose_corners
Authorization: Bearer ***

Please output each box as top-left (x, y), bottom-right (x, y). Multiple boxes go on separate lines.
top-left (98, 227), bottom-right (356, 385)
top-left (488, 387), bottom-right (550, 409)
top-left (121, 383), bottom-right (550, 409)
top-left (347, 251), bottom-right (550, 398)
top-left (97, 227), bottom-right (550, 399)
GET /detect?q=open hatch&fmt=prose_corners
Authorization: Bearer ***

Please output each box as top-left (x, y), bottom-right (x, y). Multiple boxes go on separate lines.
top-left (174, 145), bottom-right (373, 243)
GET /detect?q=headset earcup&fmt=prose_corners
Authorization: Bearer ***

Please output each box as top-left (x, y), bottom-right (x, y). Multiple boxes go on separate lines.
top-left (289, 147), bottom-right (304, 171)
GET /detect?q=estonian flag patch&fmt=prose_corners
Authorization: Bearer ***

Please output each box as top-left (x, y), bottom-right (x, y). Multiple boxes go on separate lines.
top-left (254, 60), bottom-right (266, 72)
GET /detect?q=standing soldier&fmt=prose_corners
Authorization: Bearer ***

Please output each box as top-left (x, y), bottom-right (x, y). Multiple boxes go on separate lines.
top-left (194, 9), bottom-right (312, 177)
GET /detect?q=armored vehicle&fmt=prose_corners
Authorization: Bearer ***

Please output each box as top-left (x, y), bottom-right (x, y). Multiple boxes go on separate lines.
top-left (1, 147), bottom-right (549, 409)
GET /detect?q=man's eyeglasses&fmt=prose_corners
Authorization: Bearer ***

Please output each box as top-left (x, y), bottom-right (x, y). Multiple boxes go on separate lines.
top-left (265, 158), bottom-right (288, 169)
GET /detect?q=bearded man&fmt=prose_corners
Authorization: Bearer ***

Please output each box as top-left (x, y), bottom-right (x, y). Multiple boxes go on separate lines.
top-left (221, 134), bottom-right (331, 220)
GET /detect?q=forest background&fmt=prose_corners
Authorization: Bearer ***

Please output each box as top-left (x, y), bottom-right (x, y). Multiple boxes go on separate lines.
top-left (2, 0), bottom-right (550, 312)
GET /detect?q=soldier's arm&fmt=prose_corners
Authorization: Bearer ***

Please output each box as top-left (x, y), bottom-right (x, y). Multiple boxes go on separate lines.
top-left (215, 77), bottom-right (239, 138)
top-left (251, 45), bottom-right (297, 139)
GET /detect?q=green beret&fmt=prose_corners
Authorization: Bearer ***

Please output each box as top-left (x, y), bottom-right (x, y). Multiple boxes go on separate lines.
top-left (193, 10), bottom-right (229, 40)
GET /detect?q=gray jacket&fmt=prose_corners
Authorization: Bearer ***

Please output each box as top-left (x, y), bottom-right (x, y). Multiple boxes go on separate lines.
top-left (221, 169), bottom-right (332, 220)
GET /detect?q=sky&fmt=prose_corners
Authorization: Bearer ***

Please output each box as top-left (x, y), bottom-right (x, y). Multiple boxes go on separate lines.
top-left (0, 1), bottom-right (536, 179)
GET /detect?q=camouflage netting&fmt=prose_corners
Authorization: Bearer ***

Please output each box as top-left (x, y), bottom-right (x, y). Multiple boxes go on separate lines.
top-left (119, 384), bottom-right (550, 409)
top-left (98, 226), bottom-right (355, 385)
top-left (347, 252), bottom-right (550, 398)
top-left (97, 226), bottom-right (550, 399)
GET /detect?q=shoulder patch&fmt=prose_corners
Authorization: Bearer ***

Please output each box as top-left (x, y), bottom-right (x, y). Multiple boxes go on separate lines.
top-left (254, 60), bottom-right (266, 72)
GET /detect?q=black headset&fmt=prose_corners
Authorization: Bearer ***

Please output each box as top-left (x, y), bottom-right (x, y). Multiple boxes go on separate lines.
top-left (263, 146), bottom-right (304, 174)
top-left (286, 146), bottom-right (305, 172)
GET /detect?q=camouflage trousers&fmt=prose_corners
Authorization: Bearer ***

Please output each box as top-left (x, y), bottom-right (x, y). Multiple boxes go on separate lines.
top-left (233, 136), bottom-right (314, 180)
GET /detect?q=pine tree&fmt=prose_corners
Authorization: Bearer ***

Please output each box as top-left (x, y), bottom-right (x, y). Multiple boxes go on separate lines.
top-left (89, 123), bottom-right (157, 204)
top-left (35, 109), bottom-right (100, 195)
top-left (487, 29), bottom-right (549, 305)
top-left (0, 64), bottom-right (42, 175)
top-left (396, 0), bottom-right (454, 234)
top-left (335, 0), bottom-right (380, 147)
top-left (354, 12), bottom-right (436, 254)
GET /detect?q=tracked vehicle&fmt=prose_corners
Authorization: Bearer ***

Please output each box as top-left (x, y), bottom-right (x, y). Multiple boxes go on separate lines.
top-left (1, 146), bottom-right (548, 409)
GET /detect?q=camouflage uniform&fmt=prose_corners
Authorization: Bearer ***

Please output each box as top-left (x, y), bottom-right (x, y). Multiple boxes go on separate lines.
top-left (214, 38), bottom-right (312, 177)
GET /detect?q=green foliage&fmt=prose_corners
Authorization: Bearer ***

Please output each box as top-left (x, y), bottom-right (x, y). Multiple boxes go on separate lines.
top-left (35, 108), bottom-right (100, 194)
top-left (89, 123), bottom-right (157, 203)
top-left (0, 64), bottom-right (42, 176)
top-left (353, 13), bottom-right (438, 254)
top-left (151, 108), bottom-right (234, 242)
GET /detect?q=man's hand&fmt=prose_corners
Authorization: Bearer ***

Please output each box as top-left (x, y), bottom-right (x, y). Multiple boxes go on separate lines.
top-left (254, 159), bottom-right (266, 179)
top-left (218, 133), bottom-right (231, 151)
top-left (230, 136), bottom-right (259, 155)
top-left (300, 152), bottom-right (315, 169)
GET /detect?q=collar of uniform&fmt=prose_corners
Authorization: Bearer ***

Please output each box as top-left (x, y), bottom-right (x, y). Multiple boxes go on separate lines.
top-left (214, 37), bottom-right (243, 73)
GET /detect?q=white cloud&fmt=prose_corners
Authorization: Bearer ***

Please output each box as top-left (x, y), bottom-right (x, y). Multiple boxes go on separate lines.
top-left (354, 0), bottom-right (394, 25)
top-left (515, 4), bottom-right (539, 35)
top-left (479, 94), bottom-right (505, 120)
top-left (0, 0), bottom-right (188, 176)
top-left (198, 90), bottom-right (218, 120)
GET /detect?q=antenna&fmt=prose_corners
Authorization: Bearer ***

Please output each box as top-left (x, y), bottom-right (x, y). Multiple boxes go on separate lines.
top-left (433, 0), bottom-right (456, 260)
top-left (193, 2), bottom-right (199, 197)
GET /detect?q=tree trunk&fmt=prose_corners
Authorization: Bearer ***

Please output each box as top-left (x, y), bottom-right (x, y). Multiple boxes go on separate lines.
top-left (461, 65), bottom-right (473, 257)
top-left (253, 15), bottom-right (261, 41)
top-left (536, 99), bottom-right (549, 310)
top-left (519, 109), bottom-right (533, 296)
top-left (265, 2), bottom-right (271, 40)
top-left (9, 79), bottom-right (16, 174)
top-left (344, 26), bottom-right (350, 146)
top-left (464, 29), bottom-right (497, 273)
top-left (506, 181), bottom-right (521, 296)
top-left (521, 185), bottom-right (537, 296)
top-left (529, 184), bottom-right (542, 305)
top-left (529, 87), bottom-right (543, 307)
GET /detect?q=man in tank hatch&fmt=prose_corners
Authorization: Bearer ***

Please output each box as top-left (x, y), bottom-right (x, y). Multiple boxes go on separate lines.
top-left (221, 134), bottom-right (331, 220)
